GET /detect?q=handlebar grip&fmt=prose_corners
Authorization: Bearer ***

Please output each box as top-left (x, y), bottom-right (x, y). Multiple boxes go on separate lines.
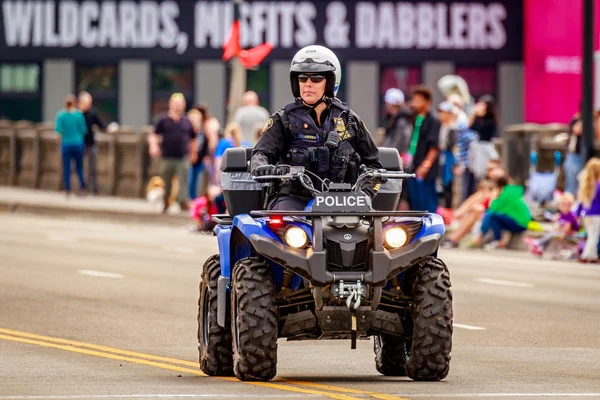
top-left (379, 173), bottom-right (416, 179)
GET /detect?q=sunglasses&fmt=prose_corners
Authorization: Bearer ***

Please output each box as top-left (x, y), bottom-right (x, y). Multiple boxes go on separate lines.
top-left (297, 74), bottom-right (325, 83)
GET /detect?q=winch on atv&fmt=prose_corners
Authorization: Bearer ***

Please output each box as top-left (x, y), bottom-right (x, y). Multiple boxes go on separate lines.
top-left (197, 147), bottom-right (453, 383)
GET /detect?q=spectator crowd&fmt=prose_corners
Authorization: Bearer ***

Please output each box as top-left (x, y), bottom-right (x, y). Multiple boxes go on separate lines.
top-left (55, 81), bottom-right (600, 262)
top-left (380, 83), bottom-right (600, 262)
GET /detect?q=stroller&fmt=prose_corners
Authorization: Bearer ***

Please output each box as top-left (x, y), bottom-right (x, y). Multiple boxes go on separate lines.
top-left (525, 150), bottom-right (562, 220)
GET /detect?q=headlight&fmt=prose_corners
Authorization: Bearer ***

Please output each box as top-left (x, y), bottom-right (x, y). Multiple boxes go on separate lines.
top-left (384, 227), bottom-right (408, 249)
top-left (284, 226), bottom-right (308, 248)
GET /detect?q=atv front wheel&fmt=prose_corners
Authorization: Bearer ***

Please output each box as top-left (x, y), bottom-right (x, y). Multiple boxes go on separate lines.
top-left (231, 257), bottom-right (278, 381)
top-left (374, 334), bottom-right (409, 376)
top-left (405, 256), bottom-right (453, 381)
top-left (198, 254), bottom-right (233, 376)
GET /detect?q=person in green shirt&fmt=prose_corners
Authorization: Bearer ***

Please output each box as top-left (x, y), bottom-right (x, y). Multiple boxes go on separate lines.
top-left (405, 85), bottom-right (441, 213)
top-left (55, 94), bottom-right (88, 195)
top-left (473, 172), bottom-right (532, 249)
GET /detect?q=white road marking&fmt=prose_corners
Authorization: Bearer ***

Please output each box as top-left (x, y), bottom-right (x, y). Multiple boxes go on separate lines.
top-left (474, 278), bottom-right (534, 288)
top-left (0, 395), bottom-right (315, 399)
top-left (453, 323), bottom-right (486, 330)
top-left (78, 270), bottom-right (125, 279)
top-left (404, 394), bottom-right (600, 398)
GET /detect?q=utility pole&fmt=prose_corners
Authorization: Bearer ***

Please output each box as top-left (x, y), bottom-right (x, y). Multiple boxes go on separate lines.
top-left (581, 0), bottom-right (595, 161)
top-left (226, 0), bottom-right (247, 124)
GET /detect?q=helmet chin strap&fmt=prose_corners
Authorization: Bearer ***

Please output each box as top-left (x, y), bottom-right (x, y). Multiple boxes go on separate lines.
top-left (302, 94), bottom-right (327, 109)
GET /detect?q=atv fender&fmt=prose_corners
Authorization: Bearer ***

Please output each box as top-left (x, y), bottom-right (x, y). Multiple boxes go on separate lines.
top-left (215, 215), bottom-right (280, 328)
top-left (215, 225), bottom-right (232, 328)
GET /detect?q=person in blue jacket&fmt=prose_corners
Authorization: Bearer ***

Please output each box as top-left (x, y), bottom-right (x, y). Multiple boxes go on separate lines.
top-left (55, 94), bottom-right (88, 195)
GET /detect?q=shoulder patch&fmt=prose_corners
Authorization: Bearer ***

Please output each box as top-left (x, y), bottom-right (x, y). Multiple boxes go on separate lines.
top-left (361, 120), bottom-right (371, 136)
top-left (261, 118), bottom-right (273, 133)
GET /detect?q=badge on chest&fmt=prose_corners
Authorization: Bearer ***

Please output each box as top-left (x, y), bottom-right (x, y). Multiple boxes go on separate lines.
top-left (334, 118), bottom-right (352, 141)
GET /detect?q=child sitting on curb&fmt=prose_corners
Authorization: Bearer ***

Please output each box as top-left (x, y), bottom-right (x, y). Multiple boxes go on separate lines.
top-left (524, 192), bottom-right (580, 256)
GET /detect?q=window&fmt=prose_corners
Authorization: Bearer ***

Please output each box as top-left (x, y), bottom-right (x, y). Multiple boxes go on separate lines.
top-left (379, 65), bottom-right (422, 126)
top-left (151, 65), bottom-right (194, 123)
top-left (0, 64), bottom-right (42, 122)
top-left (247, 65), bottom-right (270, 111)
top-left (76, 64), bottom-right (119, 123)
top-left (455, 66), bottom-right (497, 103)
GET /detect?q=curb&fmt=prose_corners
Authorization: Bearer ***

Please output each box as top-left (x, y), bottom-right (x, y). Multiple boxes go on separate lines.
top-left (0, 200), bottom-right (190, 227)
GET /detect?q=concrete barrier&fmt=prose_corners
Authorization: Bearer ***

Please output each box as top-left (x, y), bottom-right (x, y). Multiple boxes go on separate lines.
top-left (38, 128), bottom-right (61, 191)
top-left (0, 121), bottom-right (16, 186)
top-left (14, 123), bottom-right (39, 189)
top-left (114, 133), bottom-right (145, 198)
top-left (502, 123), bottom-right (570, 186)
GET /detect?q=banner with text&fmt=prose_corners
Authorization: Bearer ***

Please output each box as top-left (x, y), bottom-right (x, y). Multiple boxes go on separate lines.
top-left (0, 0), bottom-right (522, 63)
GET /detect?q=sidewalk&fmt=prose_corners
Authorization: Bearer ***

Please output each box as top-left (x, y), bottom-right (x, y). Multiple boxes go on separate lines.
top-left (0, 187), bottom-right (189, 225)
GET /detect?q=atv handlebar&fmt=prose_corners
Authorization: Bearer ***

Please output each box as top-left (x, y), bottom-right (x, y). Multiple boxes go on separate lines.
top-left (252, 165), bottom-right (415, 196)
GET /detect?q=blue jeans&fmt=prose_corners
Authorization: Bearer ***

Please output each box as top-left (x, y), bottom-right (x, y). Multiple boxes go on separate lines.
top-left (407, 178), bottom-right (438, 213)
top-left (188, 162), bottom-right (205, 200)
top-left (564, 153), bottom-right (584, 195)
top-left (61, 143), bottom-right (86, 192)
top-left (481, 212), bottom-right (527, 241)
top-left (462, 169), bottom-right (477, 203)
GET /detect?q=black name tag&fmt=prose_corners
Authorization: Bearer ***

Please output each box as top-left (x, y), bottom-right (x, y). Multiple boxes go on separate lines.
top-left (312, 193), bottom-right (371, 212)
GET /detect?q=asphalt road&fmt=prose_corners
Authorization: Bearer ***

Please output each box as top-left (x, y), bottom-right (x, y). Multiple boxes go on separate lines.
top-left (1, 212), bottom-right (599, 400)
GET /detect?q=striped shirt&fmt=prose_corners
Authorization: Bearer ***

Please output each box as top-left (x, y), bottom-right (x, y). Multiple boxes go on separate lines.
top-left (456, 122), bottom-right (478, 167)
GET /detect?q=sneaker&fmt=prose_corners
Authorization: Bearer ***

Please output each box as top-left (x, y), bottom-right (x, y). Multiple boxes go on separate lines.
top-left (530, 244), bottom-right (543, 256)
top-left (523, 237), bottom-right (537, 248)
top-left (484, 240), bottom-right (505, 250)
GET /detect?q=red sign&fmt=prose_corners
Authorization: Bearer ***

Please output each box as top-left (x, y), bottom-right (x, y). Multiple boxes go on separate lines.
top-left (524, 0), bottom-right (600, 123)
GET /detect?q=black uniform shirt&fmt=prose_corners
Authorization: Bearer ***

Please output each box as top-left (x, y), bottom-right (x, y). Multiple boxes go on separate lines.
top-left (253, 100), bottom-right (382, 171)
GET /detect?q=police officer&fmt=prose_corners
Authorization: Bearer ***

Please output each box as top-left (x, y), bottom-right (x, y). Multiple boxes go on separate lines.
top-left (251, 45), bottom-right (383, 211)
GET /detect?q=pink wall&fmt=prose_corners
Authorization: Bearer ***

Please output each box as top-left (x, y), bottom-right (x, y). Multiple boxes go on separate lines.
top-left (524, 0), bottom-right (600, 123)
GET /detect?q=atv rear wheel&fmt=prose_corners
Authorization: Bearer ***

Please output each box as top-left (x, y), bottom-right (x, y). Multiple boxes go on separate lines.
top-left (405, 256), bottom-right (453, 381)
top-left (374, 334), bottom-right (409, 376)
top-left (198, 254), bottom-right (233, 376)
top-left (231, 257), bottom-right (278, 381)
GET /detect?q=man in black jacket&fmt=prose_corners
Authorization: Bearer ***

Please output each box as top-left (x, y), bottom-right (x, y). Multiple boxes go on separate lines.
top-left (78, 92), bottom-right (116, 195)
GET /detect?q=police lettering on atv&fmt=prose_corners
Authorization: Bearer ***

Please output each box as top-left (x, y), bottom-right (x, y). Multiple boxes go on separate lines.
top-left (312, 193), bottom-right (370, 212)
top-left (197, 147), bottom-right (453, 383)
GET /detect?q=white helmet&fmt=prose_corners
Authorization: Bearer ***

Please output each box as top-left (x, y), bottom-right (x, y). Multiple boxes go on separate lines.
top-left (290, 45), bottom-right (342, 98)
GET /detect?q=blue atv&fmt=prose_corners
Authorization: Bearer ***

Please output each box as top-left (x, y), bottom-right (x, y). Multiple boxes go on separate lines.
top-left (197, 147), bottom-right (452, 382)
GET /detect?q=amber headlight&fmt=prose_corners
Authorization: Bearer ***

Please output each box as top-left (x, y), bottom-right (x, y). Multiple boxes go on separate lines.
top-left (284, 226), bottom-right (308, 248)
top-left (384, 227), bottom-right (408, 249)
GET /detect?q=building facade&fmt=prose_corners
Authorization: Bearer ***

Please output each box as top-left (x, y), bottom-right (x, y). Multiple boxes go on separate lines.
top-left (0, 0), bottom-right (525, 131)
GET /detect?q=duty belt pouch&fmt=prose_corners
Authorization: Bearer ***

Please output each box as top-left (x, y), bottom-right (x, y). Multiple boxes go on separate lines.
top-left (288, 148), bottom-right (309, 167)
top-left (331, 155), bottom-right (350, 182)
top-left (316, 147), bottom-right (330, 173)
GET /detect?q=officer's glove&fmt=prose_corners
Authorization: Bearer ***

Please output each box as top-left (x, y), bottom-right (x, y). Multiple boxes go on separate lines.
top-left (253, 164), bottom-right (277, 177)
